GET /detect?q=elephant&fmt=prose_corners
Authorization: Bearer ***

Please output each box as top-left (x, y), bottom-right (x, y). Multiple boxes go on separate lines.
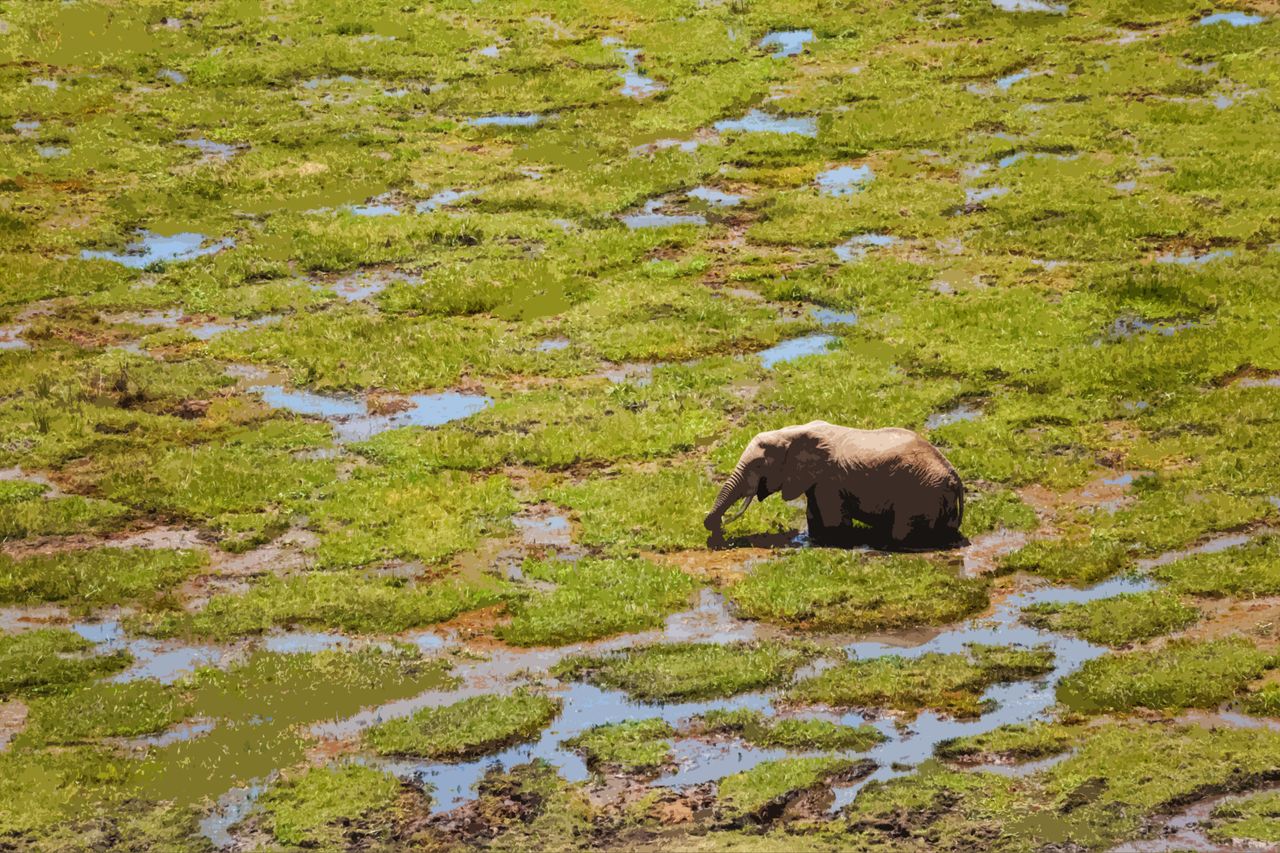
top-left (703, 421), bottom-right (964, 548)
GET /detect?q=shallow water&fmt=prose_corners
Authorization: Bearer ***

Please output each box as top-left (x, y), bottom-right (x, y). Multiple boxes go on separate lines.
top-left (610, 43), bottom-right (665, 99)
top-left (811, 307), bottom-right (858, 326)
top-left (833, 233), bottom-right (897, 262)
top-left (620, 199), bottom-right (706, 229)
top-left (534, 337), bottom-right (570, 352)
top-left (714, 109), bottom-right (817, 137)
top-left (250, 385), bottom-right (492, 442)
top-left (0, 324), bottom-right (29, 351)
top-left (328, 269), bottom-right (417, 302)
top-left (759, 30), bottom-right (814, 59)
top-left (686, 186), bottom-right (742, 207)
top-left (415, 188), bottom-right (475, 213)
top-left (1198, 11), bottom-right (1265, 27)
top-left (1155, 249), bottom-right (1234, 266)
top-left (815, 164), bottom-right (873, 196)
top-left (757, 334), bottom-right (837, 368)
top-left (991, 0), bottom-right (1068, 13)
top-left (81, 231), bottom-right (234, 269)
top-left (469, 113), bottom-right (545, 127)
top-left (177, 138), bottom-right (240, 161)
top-left (925, 403), bottom-right (982, 430)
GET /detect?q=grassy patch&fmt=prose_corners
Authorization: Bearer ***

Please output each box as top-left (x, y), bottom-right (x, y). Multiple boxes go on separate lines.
top-left (1210, 792), bottom-right (1280, 845)
top-left (934, 721), bottom-right (1077, 764)
top-left (365, 691), bottom-right (560, 760)
top-left (0, 629), bottom-right (130, 697)
top-left (717, 757), bottom-right (863, 823)
top-left (789, 645), bottom-right (1056, 718)
top-left (695, 709), bottom-right (884, 752)
top-left (1153, 534), bottom-right (1280, 597)
top-left (999, 537), bottom-right (1132, 585)
top-left (256, 764), bottom-right (405, 848)
top-left (961, 489), bottom-right (1039, 537)
top-left (0, 493), bottom-right (130, 539)
top-left (131, 571), bottom-right (509, 640)
top-left (1021, 591), bottom-right (1199, 646)
top-left (553, 641), bottom-right (817, 702)
top-left (564, 719), bottom-right (675, 773)
top-left (497, 557), bottom-right (699, 646)
top-left (17, 680), bottom-right (193, 746)
top-left (726, 550), bottom-right (988, 632)
top-left (549, 462), bottom-right (803, 554)
top-left (1057, 638), bottom-right (1274, 713)
top-left (0, 547), bottom-right (206, 610)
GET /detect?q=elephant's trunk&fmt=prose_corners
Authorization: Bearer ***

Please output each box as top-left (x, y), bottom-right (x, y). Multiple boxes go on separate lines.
top-left (705, 459), bottom-right (750, 530)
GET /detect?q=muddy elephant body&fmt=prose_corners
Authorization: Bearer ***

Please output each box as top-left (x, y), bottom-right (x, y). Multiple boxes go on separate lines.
top-left (704, 421), bottom-right (964, 547)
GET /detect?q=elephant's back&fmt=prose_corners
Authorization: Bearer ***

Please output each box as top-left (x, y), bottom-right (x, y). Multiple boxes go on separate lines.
top-left (837, 427), bottom-right (960, 488)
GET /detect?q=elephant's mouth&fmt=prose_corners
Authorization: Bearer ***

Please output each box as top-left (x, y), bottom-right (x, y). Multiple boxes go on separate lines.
top-left (756, 478), bottom-right (774, 500)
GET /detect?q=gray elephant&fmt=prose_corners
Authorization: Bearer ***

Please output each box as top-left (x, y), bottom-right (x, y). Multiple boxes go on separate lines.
top-left (704, 421), bottom-right (964, 547)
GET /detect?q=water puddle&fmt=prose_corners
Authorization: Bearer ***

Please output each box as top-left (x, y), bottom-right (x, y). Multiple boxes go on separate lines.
top-left (513, 511), bottom-right (572, 548)
top-left (996, 68), bottom-right (1046, 90)
top-left (620, 198), bottom-right (707, 229)
top-left (1198, 11), bottom-right (1265, 27)
top-left (686, 186), bottom-right (743, 207)
top-left (757, 334), bottom-right (837, 368)
top-left (346, 194), bottom-right (401, 217)
top-left (991, 0), bottom-right (1068, 13)
top-left (249, 384), bottom-right (492, 443)
top-left (1120, 784), bottom-right (1280, 852)
top-left (0, 324), bottom-right (29, 351)
top-left (925, 403), bottom-right (982, 430)
top-left (0, 467), bottom-right (65, 496)
top-left (81, 231), bottom-right (235, 269)
top-left (965, 185), bottom-right (1009, 205)
top-left (602, 38), bottom-right (665, 99)
top-left (122, 718), bottom-right (218, 750)
top-left (415, 188), bottom-right (475, 213)
top-left (833, 233), bottom-right (897, 262)
top-left (1099, 315), bottom-right (1199, 343)
top-left (596, 362), bottom-right (655, 385)
top-left (302, 75), bottom-right (360, 90)
top-left (759, 29), bottom-right (814, 59)
top-left (107, 309), bottom-right (281, 342)
top-left (32, 77), bottom-right (59, 90)
top-left (1236, 374), bottom-right (1280, 389)
top-left (13, 120), bottom-right (40, 138)
top-left (469, 113), bottom-right (546, 128)
top-left (69, 619), bottom-right (243, 683)
top-left (0, 701), bottom-right (28, 753)
top-left (326, 268), bottom-right (417, 302)
top-left (1136, 530), bottom-right (1266, 571)
top-left (479, 44), bottom-right (501, 58)
top-left (815, 164), bottom-right (873, 196)
top-left (998, 150), bottom-right (1077, 169)
top-left (37, 145), bottom-right (68, 158)
top-left (1155, 249), bottom-right (1234, 266)
top-left (714, 109), bottom-right (817, 137)
top-left (811, 307), bottom-right (857, 326)
top-left (200, 780), bottom-right (269, 849)
top-left (157, 68), bottom-right (187, 84)
top-left (534, 337), bottom-right (570, 352)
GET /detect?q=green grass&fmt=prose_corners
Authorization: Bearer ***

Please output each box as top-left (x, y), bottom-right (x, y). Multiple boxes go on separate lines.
top-left (365, 691), bottom-right (561, 760)
top-left (17, 680), bottom-right (194, 746)
top-left (498, 556), bottom-right (699, 646)
top-left (0, 547), bottom-right (206, 610)
top-left (999, 537), bottom-right (1132, 585)
top-left (960, 488), bottom-right (1039, 537)
top-left (130, 571), bottom-right (510, 640)
top-left (0, 493), bottom-right (131, 539)
top-left (695, 709), bottom-right (884, 752)
top-left (1152, 534), bottom-right (1280, 597)
top-left (934, 722), bottom-right (1078, 763)
top-left (726, 550), bottom-right (989, 632)
top-left (564, 719), bottom-right (675, 773)
top-left (553, 641), bottom-right (818, 702)
top-left (717, 757), bottom-right (863, 822)
top-left (1209, 791), bottom-right (1280, 845)
top-left (549, 462), bottom-right (804, 554)
top-left (256, 764), bottom-right (406, 848)
top-left (1057, 638), bottom-right (1275, 714)
top-left (789, 645), bottom-right (1056, 718)
top-left (1021, 591), bottom-right (1199, 646)
top-left (0, 629), bottom-right (131, 697)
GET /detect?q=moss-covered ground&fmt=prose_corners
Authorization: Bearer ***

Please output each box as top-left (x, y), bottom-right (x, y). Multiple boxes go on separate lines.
top-left (2, 0), bottom-right (1278, 848)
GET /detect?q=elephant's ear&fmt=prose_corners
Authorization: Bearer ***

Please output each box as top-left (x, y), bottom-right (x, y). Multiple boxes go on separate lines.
top-left (776, 429), bottom-right (826, 501)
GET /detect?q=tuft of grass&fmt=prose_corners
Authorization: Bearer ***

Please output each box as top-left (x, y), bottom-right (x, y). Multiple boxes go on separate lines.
top-left (497, 557), bottom-right (699, 647)
top-left (0, 493), bottom-right (131, 540)
top-left (553, 641), bottom-right (817, 702)
top-left (130, 571), bottom-right (510, 640)
top-left (0, 547), bottom-right (207, 610)
top-left (18, 680), bottom-right (194, 746)
top-left (1021, 591), bottom-right (1199, 646)
top-left (365, 691), bottom-right (560, 760)
top-left (696, 709), bottom-right (884, 752)
top-left (934, 721), bottom-right (1077, 763)
top-left (1153, 534), bottom-right (1280, 597)
top-left (1244, 684), bottom-right (1280, 717)
top-left (717, 757), bottom-right (865, 822)
top-left (1209, 791), bottom-right (1280, 845)
top-left (564, 719), bottom-right (675, 773)
top-left (726, 550), bottom-right (989, 632)
top-left (0, 629), bottom-right (131, 697)
top-left (789, 645), bottom-right (1055, 718)
top-left (256, 764), bottom-right (406, 848)
top-left (1056, 638), bottom-right (1274, 714)
top-left (999, 538), bottom-right (1131, 585)
top-left (961, 489), bottom-right (1039, 537)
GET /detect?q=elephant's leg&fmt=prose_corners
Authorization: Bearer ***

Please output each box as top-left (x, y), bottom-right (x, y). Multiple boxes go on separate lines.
top-left (807, 484), bottom-right (847, 544)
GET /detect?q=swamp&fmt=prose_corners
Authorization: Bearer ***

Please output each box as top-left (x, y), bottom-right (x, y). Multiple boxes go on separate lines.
top-left (1, 0), bottom-right (1279, 849)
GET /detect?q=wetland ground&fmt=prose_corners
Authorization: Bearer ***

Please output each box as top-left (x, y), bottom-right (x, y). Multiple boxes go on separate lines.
top-left (1, 0), bottom-right (1280, 849)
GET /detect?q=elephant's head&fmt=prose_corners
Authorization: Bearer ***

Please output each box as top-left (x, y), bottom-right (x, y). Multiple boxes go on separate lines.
top-left (703, 425), bottom-right (825, 533)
